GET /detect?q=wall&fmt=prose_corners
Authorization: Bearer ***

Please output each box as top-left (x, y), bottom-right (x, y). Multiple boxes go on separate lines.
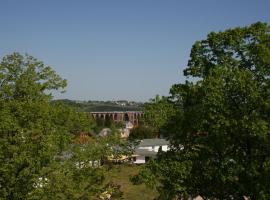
top-left (134, 156), bottom-right (146, 164)
top-left (138, 145), bottom-right (169, 152)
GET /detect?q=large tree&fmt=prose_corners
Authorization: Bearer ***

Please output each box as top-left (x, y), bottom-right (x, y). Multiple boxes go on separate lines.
top-left (133, 22), bottom-right (270, 199)
top-left (0, 53), bottom-right (100, 199)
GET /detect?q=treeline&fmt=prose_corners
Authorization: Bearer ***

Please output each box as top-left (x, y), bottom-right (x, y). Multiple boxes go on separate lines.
top-left (53, 99), bottom-right (144, 112)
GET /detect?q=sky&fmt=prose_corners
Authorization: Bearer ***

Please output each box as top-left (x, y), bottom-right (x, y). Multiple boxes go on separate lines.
top-left (1, 0), bottom-right (270, 102)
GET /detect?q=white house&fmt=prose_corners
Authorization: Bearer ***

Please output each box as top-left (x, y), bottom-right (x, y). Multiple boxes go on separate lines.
top-left (98, 128), bottom-right (112, 137)
top-left (133, 139), bottom-right (169, 164)
top-left (125, 121), bottom-right (134, 129)
top-left (119, 128), bottom-right (130, 138)
top-left (119, 121), bottom-right (135, 138)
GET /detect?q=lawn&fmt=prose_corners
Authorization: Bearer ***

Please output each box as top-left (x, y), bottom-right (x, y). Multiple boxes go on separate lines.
top-left (104, 164), bottom-right (158, 200)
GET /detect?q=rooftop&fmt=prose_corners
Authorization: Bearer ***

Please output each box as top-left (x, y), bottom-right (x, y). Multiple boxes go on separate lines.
top-left (138, 139), bottom-right (169, 147)
top-left (133, 149), bottom-right (157, 157)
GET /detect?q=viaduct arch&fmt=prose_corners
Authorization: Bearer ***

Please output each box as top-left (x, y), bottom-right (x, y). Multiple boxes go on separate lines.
top-left (90, 111), bottom-right (144, 126)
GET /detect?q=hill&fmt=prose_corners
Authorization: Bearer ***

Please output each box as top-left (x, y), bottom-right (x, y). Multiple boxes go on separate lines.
top-left (52, 99), bottom-right (144, 112)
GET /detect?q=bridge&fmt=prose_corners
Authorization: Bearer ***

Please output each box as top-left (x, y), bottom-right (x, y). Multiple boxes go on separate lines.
top-left (90, 111), bottom-right (144, 126)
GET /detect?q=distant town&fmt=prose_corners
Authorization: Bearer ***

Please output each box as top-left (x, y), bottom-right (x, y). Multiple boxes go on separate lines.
top-left (53, 99), bottom-right (144, 112)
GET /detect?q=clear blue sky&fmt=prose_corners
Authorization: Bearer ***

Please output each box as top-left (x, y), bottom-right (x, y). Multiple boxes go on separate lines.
top-left (1, 0), bottom-right (270, 102)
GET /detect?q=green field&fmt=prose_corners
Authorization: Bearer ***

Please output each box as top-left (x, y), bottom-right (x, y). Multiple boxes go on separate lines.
top-left (104, 164), bottom-right (158, 200)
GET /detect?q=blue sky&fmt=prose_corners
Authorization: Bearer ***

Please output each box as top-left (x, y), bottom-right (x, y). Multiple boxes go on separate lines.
top-left (1, 0), bottom-right (270, 102)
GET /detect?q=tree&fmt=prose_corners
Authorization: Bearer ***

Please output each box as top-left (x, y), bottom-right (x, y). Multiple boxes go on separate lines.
top-left (0, 53), bottom-right (99, 199)
top-left (133, 22), bottom-right (270, 199)
top-left (128, 125), bottom-right (157, 140)
top-left (0, 53), bottom-right (66, 101)
top-left (143, 95), bottom-right (176, 134)
top-left (104, 114), bottom-right (113, 128)
top-left (184, 22), bottom-right (270, 79)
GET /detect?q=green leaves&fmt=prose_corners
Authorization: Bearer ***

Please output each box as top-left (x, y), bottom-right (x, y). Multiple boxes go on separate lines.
top-left (143, 95), bottom-right (176, 133)
top-left (0, 52), bottom-right (67, 101)
top-left (184, 22), bottom-right (270, 79)
top-left (134, 22), bottom-right (270, 199)
top-left (0, 53), bottom-right (100, 199)
top-left (129, 125), bottom-right (156, 140)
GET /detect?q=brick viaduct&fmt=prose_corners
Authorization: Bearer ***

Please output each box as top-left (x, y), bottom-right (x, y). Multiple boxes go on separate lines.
top-left (90, 111), bottom-right (144, 126)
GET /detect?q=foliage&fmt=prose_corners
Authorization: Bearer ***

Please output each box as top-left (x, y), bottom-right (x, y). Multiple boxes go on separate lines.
top-left (143, 95), bottom-right (176, 133)
top-left (100, 133), bottom-right (135, 163)
top-left (131, 151), bottom-right (192, 200)
top-left (104, 114), bottom-right (113, 127)
top-left (27, 160), bottom-right (105, 200)
top-left (184, 22), bottom-right (270, 79)
top-left (29, 133), bottom-right (134, 199)
top-left (105, 164), bottom-right (158, 200)
top-left (100, 182), bottom-right (123, 200)
top-left (0, 52), bottom-right (66, 101)
top-left (133, 22), bottom-right (270, 199)
top-left (128, 125), bottom-right (157, 140)
top-left (0, 53), bottom-right (101, 199)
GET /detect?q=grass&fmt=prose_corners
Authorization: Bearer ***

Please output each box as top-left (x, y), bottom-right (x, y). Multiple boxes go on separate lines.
top-left (104, 164), bottom-right (158, 200)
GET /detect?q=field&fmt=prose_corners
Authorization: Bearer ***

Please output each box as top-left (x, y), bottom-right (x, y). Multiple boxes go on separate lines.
top-left (104, 164), bottom-right (158, 200)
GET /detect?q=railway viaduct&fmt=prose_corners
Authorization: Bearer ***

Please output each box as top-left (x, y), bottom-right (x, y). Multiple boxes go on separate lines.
top-left (90, 111), bottom-right (144, 126)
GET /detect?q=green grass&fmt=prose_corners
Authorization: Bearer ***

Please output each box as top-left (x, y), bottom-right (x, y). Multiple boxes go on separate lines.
top-left (104, 164), bottom-right (158, 200)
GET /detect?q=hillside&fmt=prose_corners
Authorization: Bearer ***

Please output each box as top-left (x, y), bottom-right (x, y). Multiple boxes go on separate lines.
top-left (52, 99), bottom-right (144, 112)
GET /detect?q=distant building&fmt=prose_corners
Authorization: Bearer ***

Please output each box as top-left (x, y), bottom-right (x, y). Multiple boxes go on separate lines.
top-left (132, 139), bottom-right (169, 164)
top-left (98, 128), bottom-right (112, 137)
top-left (119, 121), bottom-right (135, 138)
top-left (120, 128), bottom-right (130, 138)
top-left (125, 121), bottom-right (134, 129)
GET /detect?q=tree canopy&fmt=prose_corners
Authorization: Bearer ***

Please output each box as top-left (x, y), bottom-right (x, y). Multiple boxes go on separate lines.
top-left (184, 22), bottom-right (270, 79)
top-left (0, 53), bottom-right (67, 101)
top-left (133, 22), bottom-right (270, 199)
top-left (143, 95), bottom-right (176, 134)
top-left (128, 125), bottom-right (157, 140)
top-left (0, 53), bottom-right (110, 199)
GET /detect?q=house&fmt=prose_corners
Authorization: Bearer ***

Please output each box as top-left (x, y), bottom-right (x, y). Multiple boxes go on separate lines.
top-left (125, 121), bottom-right (134, 129)
top-left (98, 128), bottom-right (112, 137)
top-left (119, 121), bottom-right (135, 138)
top-left (132, 139), bottom-right (169, 164)
top-left (120, 128), bottom-right (130, 138)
